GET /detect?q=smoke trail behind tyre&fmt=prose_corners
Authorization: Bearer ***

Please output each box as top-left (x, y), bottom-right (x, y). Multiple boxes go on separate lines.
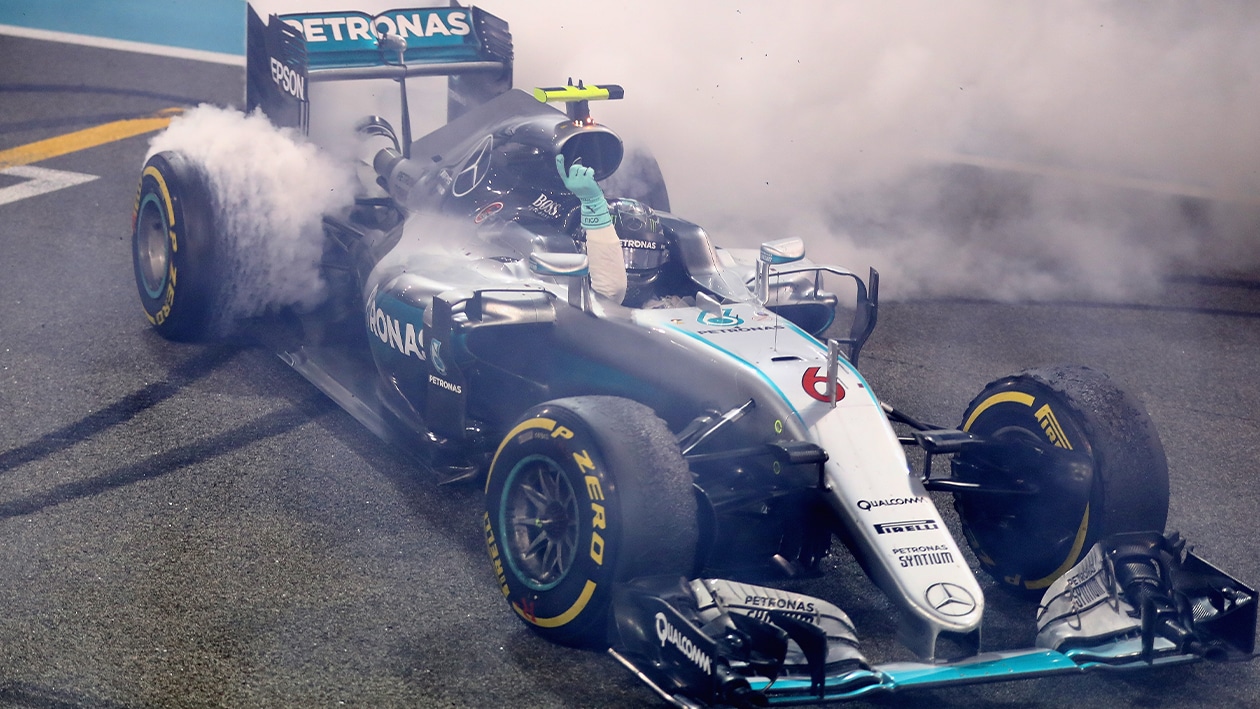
top-left (147, 105), bottom-right (357, 322)
top-left (495, 0), bottom-right (1260, 299)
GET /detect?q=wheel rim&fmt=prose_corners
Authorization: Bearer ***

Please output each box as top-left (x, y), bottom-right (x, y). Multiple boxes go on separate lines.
top-left (500, 454), bottom-right (579, 591)
top-left (136, 193), bottom-right (171, 299)
top-left (959, 423), bottom-right (1092, 586)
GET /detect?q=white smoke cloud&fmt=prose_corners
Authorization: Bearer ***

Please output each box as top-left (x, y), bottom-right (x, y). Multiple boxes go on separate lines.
top-left (147, 105), bottom-right (357, 321)
top-left (158, 2), bottom-right (1260, 302)
top-left (483, 0), bottom-right (1260, 299)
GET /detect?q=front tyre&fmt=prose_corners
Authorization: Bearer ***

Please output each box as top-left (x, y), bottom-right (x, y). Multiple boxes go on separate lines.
top-left (954, 365), bottom-right (1169, 593)
top-left (484, 396), bottom-right (697, 648)
top-left (132, 151), bottom-right (221, 341)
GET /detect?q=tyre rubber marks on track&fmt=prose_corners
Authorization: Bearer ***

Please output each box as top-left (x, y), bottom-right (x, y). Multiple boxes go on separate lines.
top-left (0, 107), bottom-right (182, 206)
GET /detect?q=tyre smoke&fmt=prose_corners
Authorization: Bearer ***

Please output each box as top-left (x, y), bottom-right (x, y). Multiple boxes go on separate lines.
top-left (147, 104), bottom-right (357, 321)
top-left (160, 2), bottom-right (1259, 301)
top-left (492, 0), bottom-right (1260, 299)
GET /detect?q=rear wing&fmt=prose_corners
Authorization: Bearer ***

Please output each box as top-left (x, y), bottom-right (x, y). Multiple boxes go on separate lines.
top-left (245, 3), bottom-right (512, 133)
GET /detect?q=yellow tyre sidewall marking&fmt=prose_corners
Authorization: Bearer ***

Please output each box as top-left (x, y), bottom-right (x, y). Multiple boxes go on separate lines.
top-left (1023, 503), bottom-right (1091, 589)
top-left (513, 580), bottom-right (597, 628)
top-left (138, 164), bottom-right (180, 325)
top-left (486, 416), bottom-right (557, 493)
top-left (143, 164), bottom-right (177, 234)
top-left (962, 390), bottom-right (1034, 431)
top-left (963, 389), bottom-right (1093, 590)
top-left (487, 414), bottom-right (601, 629)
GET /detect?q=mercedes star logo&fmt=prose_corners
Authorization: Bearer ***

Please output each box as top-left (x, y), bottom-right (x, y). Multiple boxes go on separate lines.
top-left (452, 134), bottom-right (494, 197)
top-left (924, 582), bottom-right (977, 617)
top-left (430, 338), bottom-right (447, 376)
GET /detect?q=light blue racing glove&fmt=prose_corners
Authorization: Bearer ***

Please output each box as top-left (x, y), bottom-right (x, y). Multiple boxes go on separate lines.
top-left (556, 154), bottom-right (612, 229)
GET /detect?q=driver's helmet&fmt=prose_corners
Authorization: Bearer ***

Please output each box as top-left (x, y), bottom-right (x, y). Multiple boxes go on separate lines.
top-left (609, 198), bottom-right (668, 288)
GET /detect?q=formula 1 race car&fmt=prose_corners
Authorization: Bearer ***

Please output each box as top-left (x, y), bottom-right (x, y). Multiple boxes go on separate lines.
top-left (130, 3), bottom-right (1257, 706)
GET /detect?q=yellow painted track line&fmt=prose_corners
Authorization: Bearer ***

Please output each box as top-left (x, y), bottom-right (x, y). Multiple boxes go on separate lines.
top-left (0, 107), bottom-right (183, 170)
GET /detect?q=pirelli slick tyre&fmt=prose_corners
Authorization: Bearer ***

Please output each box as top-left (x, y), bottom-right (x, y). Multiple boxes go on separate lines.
top-left (953, 365), bottom-right (1169, 593)
top-left (132, 151), bottom-right (222, 341)
top-left (484, 396), bottom-right (697, 648)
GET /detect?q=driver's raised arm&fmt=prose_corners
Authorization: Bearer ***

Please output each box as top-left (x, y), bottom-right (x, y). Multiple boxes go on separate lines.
top-left (556, 155), bottom-right (626, 304)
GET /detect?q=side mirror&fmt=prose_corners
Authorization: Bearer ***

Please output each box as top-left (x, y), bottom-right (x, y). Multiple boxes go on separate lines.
top-left (755, 237), bottom-right (806, 304)
top-left (759, 237), bottom-right (806, 265)
top-left (530, 252), bottom-right (593, 312)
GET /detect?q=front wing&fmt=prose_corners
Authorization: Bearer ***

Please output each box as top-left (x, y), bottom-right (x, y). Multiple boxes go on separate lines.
top-left (609, 534), bottom-right (1256, 707)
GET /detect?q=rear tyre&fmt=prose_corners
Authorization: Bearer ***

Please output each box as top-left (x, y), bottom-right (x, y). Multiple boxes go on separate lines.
top-left (484, 396), bottom-right (697, 648)
top-left (953, 365), bottom-right (1169, 593)
top-left (132, 151), bottom-right (223, 341)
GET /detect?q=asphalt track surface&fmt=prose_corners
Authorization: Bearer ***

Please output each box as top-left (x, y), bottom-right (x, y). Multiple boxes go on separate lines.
top-left (1, 35), bottom-right (1258, 709)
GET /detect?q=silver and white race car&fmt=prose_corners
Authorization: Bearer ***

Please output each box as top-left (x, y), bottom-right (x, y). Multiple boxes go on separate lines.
top-left (131, 3), bottom-right (1256, 706)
